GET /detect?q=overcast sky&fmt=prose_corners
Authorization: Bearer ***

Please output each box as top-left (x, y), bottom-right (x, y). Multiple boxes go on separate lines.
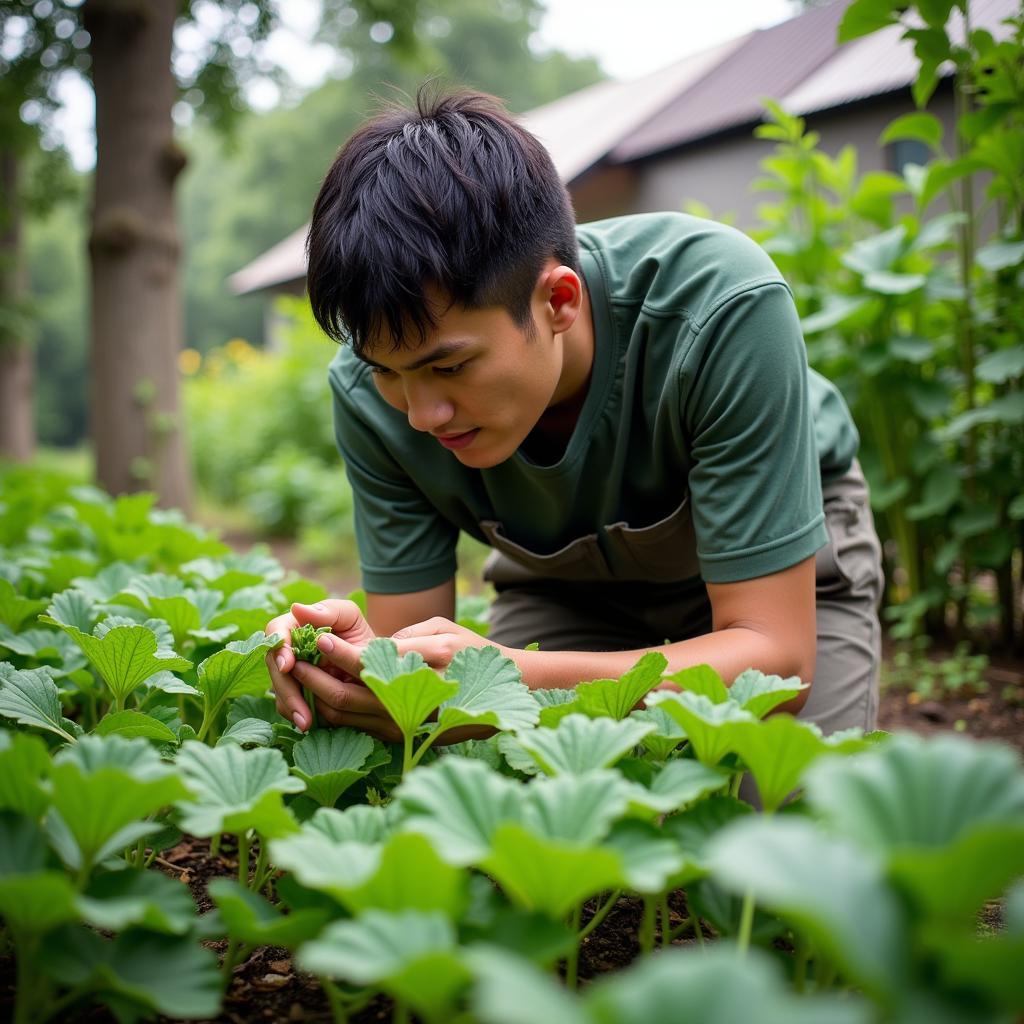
top-left (51, 0), bottom-right (796, 170)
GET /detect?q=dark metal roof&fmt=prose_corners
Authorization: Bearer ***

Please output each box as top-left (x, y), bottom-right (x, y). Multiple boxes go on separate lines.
top-left (612, 1), bottom-right (849, 161)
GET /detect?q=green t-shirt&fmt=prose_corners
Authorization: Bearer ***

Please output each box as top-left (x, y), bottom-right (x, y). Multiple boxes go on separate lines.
top-left (329, 212), bottom-right (859, 594)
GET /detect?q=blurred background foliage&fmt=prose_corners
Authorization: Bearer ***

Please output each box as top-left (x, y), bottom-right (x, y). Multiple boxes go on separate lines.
top-left (14, 0), bottom-right (1024, 657)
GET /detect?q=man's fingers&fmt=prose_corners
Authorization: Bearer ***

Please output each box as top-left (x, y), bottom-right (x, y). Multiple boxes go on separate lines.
top-left (392, 616), bottom-right (449, 639)
top-left (292, 661), bottom-right (383, 716)
top-left (316, 704), bottom-right (401, 743)
top-left (266, 651), bottom-right (307, 728)
top-left (292, 600), bottom-right (373, 644)
top-left (311, 632), bottom-right (365, 676)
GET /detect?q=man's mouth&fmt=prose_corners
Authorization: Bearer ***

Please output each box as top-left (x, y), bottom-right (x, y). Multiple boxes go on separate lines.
top-left (435, 429), bottom-right (479, 450)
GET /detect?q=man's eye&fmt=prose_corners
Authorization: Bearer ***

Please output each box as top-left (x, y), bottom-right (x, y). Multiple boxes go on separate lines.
top-left (434, 362), bottom-right (467, 377)
top-left (369, 365), bottom-right (394, 377)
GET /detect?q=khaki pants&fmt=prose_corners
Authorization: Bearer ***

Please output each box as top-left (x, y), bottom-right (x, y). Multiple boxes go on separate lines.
top-left (484, 461), bottom-right (884, 735)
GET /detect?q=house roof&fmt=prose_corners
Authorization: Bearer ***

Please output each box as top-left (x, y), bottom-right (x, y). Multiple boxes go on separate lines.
top-left (230, 0), bottom-right (1017, 295)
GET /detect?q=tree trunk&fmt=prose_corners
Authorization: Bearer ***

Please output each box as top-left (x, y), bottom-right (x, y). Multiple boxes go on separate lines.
top-left (0, 147), bottom-right (36, 463)
top-left (85, 0), bottom-right (191, 512)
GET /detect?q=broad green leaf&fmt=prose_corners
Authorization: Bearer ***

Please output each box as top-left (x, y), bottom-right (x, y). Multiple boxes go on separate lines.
top-left (585, 944), bottom-right (871, 1024)
top-left (663, 663), bottom-right (729, 704)
top-left (39, 620), bottom-right (191, 705)
top-left (863, 270), bottom-right (926, 295)
top-left (880, 111), bottom-right (943, 151)
top-left (208, 878), bottom-right (330, 947)
top-left (603, 819), bottom-right (686, 894)
top-left (727, 717), bottom-right (828, 812)
top-left (0, 810), bottom-right (49, 875)
top-left (300, 910), bottom-right (471, 1022)
top-left (976, 346), bottom-right (1024, 384)
top-left (47, 755), bottom-right (188, 874)
top-left (43, 588), bottom-right (98, 633)
top-left (41, 925), bottom-right (222, 1019)
top-left (175, 742), bottom-right (304, 838)
top-left (270, 831), bottom-right (382, 901)
top-left (341, 831), bottom-right (467, 917)
top-left (976, 239), bottom-right (1024, 272)
top-left (532, 687), bottom-right (580, 727)
top-left (93, 710), bottom-right (178, 744)
top-left (511, 715), bottom-right (655, 776)
top-left (888, 335), bottom-right (935, 363)
top-left (0, 663), bottom-right (76, 741)
top-left (484, 823), bottom-right (625, 918)
top-left (55, 732), bottom-right (174, 780)
top-left (800, 294), bottom-right (870, 336)
top-left (727, 669), bottom-right (806, 718)
top-left (632, 705), bottom-right (687, 760)
top-left (889, 824), bottom-right (1024, 923)
top-left (0, 578), bottom-right (46, 631)
top-left (77, 869), bottom-right (196, 934)
top-left (623, 757), bottom-right (729, 816)
top-left (662, 795), bottom-right (753, 886)
top-left (842, 224), bottom-right (906, 274)
top-left (0, 731), bottom-right (51, 817)
top-left (523, 771), bottom-right (631, 845)
top-left (306, 803), bottom-right (395, 845)
top-left (709, 816), bottom-right (907, 996)
top-left (396, 756), bottom-right (523, 865)
top-left (195, 630), bottom-right (281, 707)
top-left (437, 645), bottom-right (539, 733)
top-left (360, 636), bottom-right (429, 681)
top-left (804, 733), bottom-right (1024, 853)
top-left (290, 727), bottom-right (378, 806)
top-left (838, 0), bottom-right (897, 42)
top-left (0, 871), bottom-right (81, 932)
top-left (906, 463), bottom-right (961, 520)
top-left (468, 946), bottom-right (591, 1024)
top-left (361, 639), bottom-right (458, 740)
top-left (227, 694), bottom-right (285, 728)
top-left (575, 652), bottom-right (668, 719)
top-left (646, 691), bottom-right (755, 766)
top-left (216, 716), bottom-right (274, 748)
top-left (922, 923), bottom-right (1024, 1013)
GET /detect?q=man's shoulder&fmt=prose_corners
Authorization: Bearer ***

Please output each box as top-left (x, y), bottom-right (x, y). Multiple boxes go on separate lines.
top-left (328, 343), bottom-right (373, 403)
top-left (576, 212), bottom-right (785, 319)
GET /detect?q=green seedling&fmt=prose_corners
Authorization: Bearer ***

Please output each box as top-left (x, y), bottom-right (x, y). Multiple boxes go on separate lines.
top-left (292, 625), bottom-right (332, 730)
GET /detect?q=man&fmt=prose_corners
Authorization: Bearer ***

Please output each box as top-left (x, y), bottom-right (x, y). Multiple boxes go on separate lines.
top-left (267, 88), bottom-right (883, 743)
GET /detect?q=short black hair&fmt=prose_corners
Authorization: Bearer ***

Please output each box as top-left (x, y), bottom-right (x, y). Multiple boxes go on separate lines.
top-left (306, 85), bottom-right (579, 354)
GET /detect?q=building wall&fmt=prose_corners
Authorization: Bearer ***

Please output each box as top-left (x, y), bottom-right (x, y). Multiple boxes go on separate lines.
top-left (627, 88), bottom-right (958, 229)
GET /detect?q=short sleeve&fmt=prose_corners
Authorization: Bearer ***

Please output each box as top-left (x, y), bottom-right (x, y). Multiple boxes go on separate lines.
top-left (681, 281), bottom-right (828, 583)
top-left (331, 371), bottom-right (458, 593)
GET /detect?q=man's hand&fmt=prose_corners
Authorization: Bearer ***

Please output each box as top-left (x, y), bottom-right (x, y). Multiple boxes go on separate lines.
top-left (265, 599), bottom-right (381, 733)
top-left (390, 617), bottom-right (504, 671)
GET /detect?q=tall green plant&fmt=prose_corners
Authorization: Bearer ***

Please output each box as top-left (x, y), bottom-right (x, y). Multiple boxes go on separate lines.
top-left (749, 2), bottom-right (1023, 649)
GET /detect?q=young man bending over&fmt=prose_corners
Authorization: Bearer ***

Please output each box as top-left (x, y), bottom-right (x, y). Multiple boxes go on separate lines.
top-left (266, 88), bottom-right (883, 743)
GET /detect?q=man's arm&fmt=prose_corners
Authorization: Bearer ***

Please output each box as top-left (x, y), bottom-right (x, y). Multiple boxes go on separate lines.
top-left (366, 578), bottom-right (455, 638)
top-left (510, 556), bottom-right (817, 709)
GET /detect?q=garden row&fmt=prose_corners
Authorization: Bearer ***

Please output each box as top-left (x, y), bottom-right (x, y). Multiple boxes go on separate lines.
top-left (1, 466), bottom-right (1022, 1023)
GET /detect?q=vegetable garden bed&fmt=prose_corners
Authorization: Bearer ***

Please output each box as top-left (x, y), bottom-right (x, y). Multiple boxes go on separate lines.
top-left (1, 466), bottom-right (1022, 1024)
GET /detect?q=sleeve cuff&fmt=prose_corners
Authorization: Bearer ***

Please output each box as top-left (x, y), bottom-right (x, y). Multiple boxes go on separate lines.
top-left (699, 516), bottom-right (827, 584)
top-left (361, 554), bottom-right (457, 595)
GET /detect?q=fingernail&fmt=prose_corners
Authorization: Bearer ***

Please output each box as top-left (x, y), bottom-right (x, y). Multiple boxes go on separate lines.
top-left (276, 654), bottom-right (286, 671)
top-left (317, 634), bottom-right (334, 652)
top-left (292, 712), bottom-right (305, 731)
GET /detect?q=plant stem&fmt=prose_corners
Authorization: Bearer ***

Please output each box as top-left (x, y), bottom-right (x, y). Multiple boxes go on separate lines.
top-left (730, 771), bottom-right (744, 799)
top-left (394, 1000), bottom-right (411, 1024)
top-left (410, 728), bottom-right (444, 769)
top-left (639, 897), bottom-right (656, 955)
top-left (736, 888), bottom-right (755, 957)
top-left (210, 833), bottom-right (221, 859)
top-left (565, 904), bottom-right (583, 990)
top-left (12, 930), bottom-right (38, 1024)
top-left (251, 839), bottom-right (269, 893)
top-left (237, 832), bottom-right (250, 886)
top-left (578, 889), bottom-right (622, 942)
top-left (659, 894), bottom-right (671, 947)
top-left (793, 938), bottom-right (811, 993)
top-left (321, 978), bottom-right (349, 1024)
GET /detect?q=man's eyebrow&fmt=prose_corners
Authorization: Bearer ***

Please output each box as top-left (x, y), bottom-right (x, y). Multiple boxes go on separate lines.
top-left (360, 341), bottom-right (473, 372)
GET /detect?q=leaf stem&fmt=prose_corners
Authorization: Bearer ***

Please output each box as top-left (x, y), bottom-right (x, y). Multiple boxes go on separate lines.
top-left (736, 887), bottom-right (756, 957)
top-left (237, 832), bottom-right (250, 886)
top-left (565, 904), bottom-right (583, 989)
top-left (321, 978), bottom-right (349, 1024)
top-left (639, 896), bottom-right (656, 955)
top-left (251, 839), bottom-right (270, 893)
top-left (660, 894), bottom-right (672, 947)
top-left (578, 889), bottom-right (622, 942)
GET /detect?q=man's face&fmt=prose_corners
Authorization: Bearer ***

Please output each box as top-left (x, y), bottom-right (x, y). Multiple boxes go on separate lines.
top-left (360, 295), bottom-right (565, 469)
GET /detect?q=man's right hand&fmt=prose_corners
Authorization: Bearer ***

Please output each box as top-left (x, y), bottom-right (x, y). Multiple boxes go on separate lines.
top-left (265, 599), bottom-right (376, 731)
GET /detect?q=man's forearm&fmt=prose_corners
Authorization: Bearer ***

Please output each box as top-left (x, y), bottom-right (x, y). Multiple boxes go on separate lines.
top-left (512, 626), bottom-right (814, 703)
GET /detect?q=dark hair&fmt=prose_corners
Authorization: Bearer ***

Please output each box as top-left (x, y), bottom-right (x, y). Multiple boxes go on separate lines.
top-left (305, 85), bottom-right (579, 353)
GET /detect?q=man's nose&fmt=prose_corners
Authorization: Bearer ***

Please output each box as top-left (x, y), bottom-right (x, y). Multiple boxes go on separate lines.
top-left (404, 382), bottom-right (454, 433)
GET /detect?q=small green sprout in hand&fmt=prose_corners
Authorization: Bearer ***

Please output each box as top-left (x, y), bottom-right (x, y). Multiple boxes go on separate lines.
top-left (291, 624), bottom-right (332, 729)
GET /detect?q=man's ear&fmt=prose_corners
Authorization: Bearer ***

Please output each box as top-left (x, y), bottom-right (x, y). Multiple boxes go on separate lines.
top-left (537, 264), bottom-right (583, 334)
